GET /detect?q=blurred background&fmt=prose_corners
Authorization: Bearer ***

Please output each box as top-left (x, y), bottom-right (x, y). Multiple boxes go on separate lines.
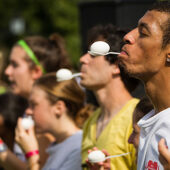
top-left (0, 0), bottom-right (159, 84)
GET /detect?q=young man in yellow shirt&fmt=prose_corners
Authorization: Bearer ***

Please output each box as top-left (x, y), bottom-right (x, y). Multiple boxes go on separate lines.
top-left (80, 24), bottom-right (140, 170)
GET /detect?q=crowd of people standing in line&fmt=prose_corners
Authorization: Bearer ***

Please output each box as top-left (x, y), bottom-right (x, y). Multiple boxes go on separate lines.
top-left (0, 1), bottom-right (170, 170)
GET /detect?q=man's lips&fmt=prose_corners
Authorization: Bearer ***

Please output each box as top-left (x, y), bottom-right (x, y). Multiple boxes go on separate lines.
top-left (80, 66), bottom-right (87, 74)
top-left (80, 71), bottom-right (86, 78)
top-left (120, 51), bottom-right (127, 55)
top-left (80, 68), bottom-right (88, 79)
top-left (9, 81), bottom-right (16, 87)
top-left (118, 47), bottom-right (129, 58)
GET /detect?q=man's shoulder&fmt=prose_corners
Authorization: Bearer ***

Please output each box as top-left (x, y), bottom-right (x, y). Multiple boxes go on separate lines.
top-left (118, 98), bottom-right (140, 118)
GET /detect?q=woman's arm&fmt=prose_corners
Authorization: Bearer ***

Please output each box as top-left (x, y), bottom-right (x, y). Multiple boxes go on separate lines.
top-left (0, 148), bottom-right (27, 170)
top-left (0, 117), bottom-right (52, 170)
top-left (15, 118), bottom-right (40, 170)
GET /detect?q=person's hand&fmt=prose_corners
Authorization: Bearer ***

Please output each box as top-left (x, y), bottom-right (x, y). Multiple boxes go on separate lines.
top-left (15, 118), bottom-right (39, 153)
top-left (0, 138), bottom-right (8, 162)
top-left (158, 138), bottom-right (170, 170)
top-left (86, 147), bottom-right (111, 170)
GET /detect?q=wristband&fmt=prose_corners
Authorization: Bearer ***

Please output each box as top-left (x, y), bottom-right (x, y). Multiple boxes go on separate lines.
top-left (25, 150), bottom-right (39, 159)
top-left (0, 139), bottom-right (8, 153)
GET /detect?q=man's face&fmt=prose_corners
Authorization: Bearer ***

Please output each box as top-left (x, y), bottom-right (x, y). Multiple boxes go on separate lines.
top-left (80, 53), bottom-right (115, 90)
top-left (119, 10), bottom-right (169, 81)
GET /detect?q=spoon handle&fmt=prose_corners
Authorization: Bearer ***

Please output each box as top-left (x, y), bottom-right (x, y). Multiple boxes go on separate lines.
top-left (105, 152), bottom-right (131, 159)
top-left (72, 73), bottom-right (82, 78)
top-left (108, 52), bottom-right (120, 55)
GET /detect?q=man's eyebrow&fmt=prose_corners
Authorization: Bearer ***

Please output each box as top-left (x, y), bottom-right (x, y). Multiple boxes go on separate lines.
top-left (138, 22), bottom-right (151, 34)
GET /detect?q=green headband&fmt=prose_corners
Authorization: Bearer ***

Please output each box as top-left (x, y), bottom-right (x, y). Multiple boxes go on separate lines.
top-left (17, 40), bottom-right (46, 74)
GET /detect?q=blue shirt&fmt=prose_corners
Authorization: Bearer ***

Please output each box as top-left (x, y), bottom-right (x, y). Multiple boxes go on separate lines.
top-left (42, 130), bottom-right (82, 170)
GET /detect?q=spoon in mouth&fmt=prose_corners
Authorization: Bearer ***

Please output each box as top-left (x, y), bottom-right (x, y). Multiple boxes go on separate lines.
top-left (88, 41), bottom-right (120, 57)
top-left (88, 150), bottom-right (130, 163)
top-left (56, 68), bottom-right (81, 82)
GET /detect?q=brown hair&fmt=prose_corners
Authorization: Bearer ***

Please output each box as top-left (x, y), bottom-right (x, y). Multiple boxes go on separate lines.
top-left (134, 97), bottom-right (154, 123)
top-left (34, 72), bottom-right (94, 127)
top-left (75, 104), bottom-right (96, 128)
top-left (16, 33), bottom-right (71, 73)
top-left (87, 24), bottom-right (140, 93)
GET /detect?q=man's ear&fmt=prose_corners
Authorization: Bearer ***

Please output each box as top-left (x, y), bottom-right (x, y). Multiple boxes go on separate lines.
top-left (166, 53), bottom-right (170, 62)
top-left (53, 100), bottom-right (66, 118)
top-left (112, 64), bottom-right (120, 75)
top-left (31, 66), bottom-right (43, 80)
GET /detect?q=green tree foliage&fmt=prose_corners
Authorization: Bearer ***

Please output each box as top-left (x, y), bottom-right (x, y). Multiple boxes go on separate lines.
top-left (0, 0), bottom-right (81, 68)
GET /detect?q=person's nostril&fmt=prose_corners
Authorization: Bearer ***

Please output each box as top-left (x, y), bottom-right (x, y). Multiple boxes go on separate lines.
top-left (124, 39), bottom-right (131, 44)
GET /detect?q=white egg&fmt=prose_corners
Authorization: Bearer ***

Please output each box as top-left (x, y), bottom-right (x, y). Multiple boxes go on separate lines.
top-left (21, 117), bottom-right (34, 130)
top-left (90, 41), bottom-right (110, 56)
top-left (56, 69), bottom-right (73, 82)
top-left (88, 150), bottom-right (106, 163)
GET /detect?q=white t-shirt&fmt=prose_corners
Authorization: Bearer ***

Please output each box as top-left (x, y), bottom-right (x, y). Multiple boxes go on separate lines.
top-left (137, 108), bottom-right (170, 170)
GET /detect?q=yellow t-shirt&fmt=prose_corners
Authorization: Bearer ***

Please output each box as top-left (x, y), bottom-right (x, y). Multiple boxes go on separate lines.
top-left (81, 98), bottom-right (139, 170)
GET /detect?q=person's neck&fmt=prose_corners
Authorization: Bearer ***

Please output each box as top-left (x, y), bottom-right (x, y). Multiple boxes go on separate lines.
top-left (145, 68), bottom-right (170, 113)
top-left (94, 79), bottom-right (132, 139)
top-left (52, 117), bottom-right (80, 143)
top-left (95, 79), bottom-right (132, 118)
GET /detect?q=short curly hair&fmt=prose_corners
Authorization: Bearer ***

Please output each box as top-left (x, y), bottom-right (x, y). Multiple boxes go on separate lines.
top-left (149, 1), bottom-right (170, 49)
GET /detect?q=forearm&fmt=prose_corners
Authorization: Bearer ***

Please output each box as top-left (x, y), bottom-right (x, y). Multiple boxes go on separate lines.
top-left (27, 154), bottom-right (40, 170)
top-left (0, 149), bottom-right (27, 170)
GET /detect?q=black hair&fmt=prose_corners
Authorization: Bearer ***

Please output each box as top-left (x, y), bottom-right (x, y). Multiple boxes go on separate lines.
top-left (149, 1), bottom-right (170, 13)
top-left (149, 1), bottom-right (170, 49)
top-left (133, 96), bottom-right (154, 124)
top-left (0, 92), bottom-right (28, 129)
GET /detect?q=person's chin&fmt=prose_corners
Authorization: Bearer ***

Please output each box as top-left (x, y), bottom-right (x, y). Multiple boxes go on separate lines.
top-left (119, 60), bottom-right (130, 73)
top-left (35, 127), bottom-right (43, 134)
top-left (119, 60), bottom-right (134, 74)
top-left (80, 79), bottom-right (88, 87)
top-left (11, 87), bottom-right (20, 95)
top-left (80, 80), bottom-right (91, 89)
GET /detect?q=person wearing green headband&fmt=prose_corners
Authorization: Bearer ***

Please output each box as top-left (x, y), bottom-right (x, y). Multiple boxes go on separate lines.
top-left (5, 34), bottom-right (71, 98)
top-left (1, 33), bottom-right (71, 170)
top-left (17, 40), bottom-right (46, 74)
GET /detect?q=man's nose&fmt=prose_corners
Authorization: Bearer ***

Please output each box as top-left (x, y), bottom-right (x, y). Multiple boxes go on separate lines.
top-left (123, 28), bottom-right (137, 45)
top-left (80, 53), bottom-right (91, 64)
